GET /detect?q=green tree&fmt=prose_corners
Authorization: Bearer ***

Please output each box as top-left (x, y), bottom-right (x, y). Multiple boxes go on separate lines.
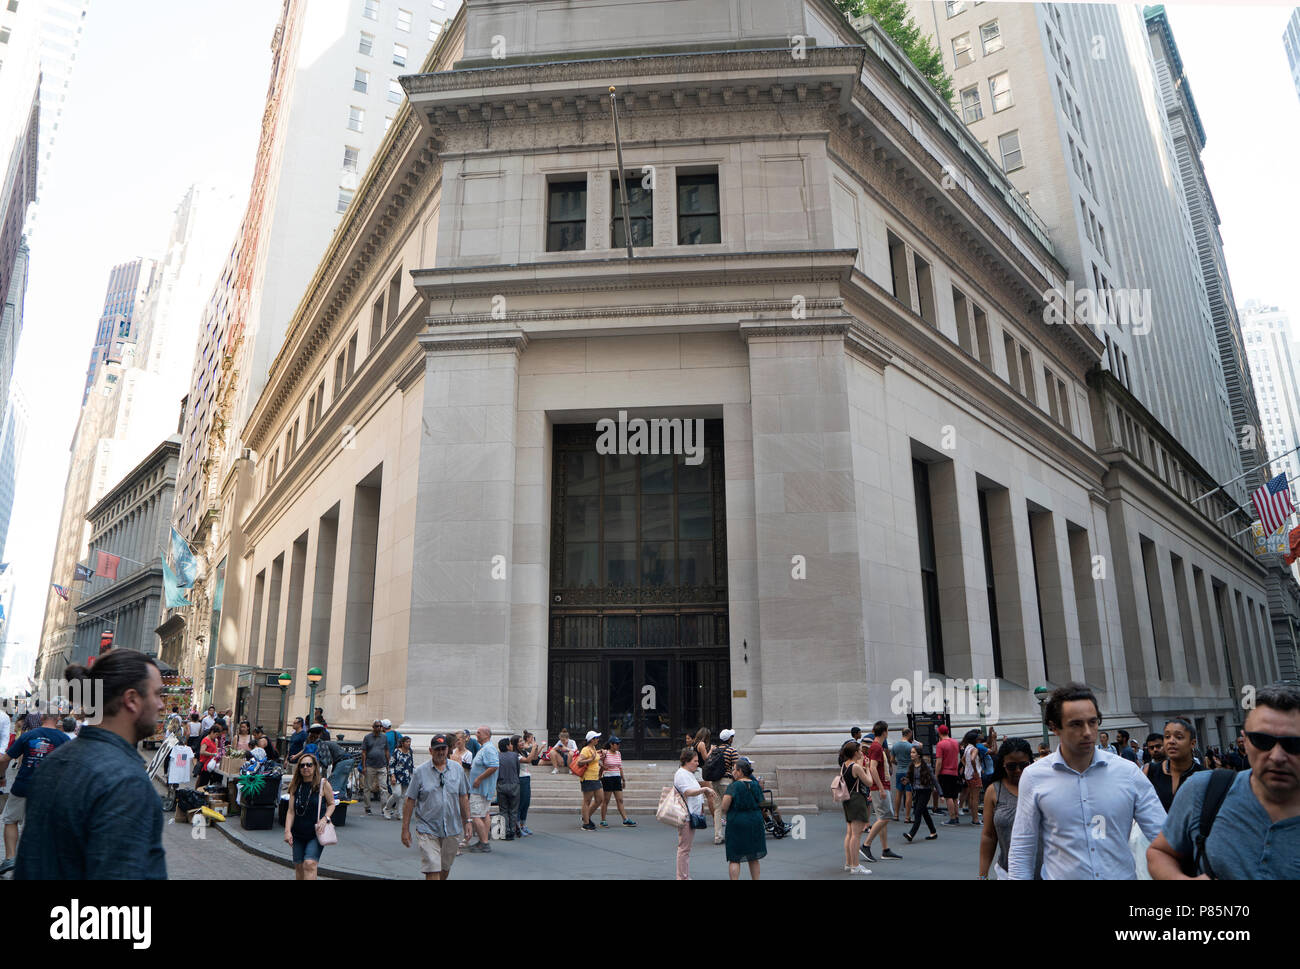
top-left (835, 0), bottom-right (955, 103)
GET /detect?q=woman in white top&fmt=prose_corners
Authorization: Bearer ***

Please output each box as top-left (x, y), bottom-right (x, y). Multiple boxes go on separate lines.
top-left (672, 747), bottom-right (715, 881)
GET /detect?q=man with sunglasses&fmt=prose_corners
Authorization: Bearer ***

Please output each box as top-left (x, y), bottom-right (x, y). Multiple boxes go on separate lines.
top-left (1148, 683), bottom-right (1300, 879)
top-left (402, 734), bottom-right (471, 880)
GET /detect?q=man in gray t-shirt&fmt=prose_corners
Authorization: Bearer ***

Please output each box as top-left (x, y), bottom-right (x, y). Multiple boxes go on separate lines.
top-left (361, 721), bottom-right (390, 815)
top-left (402, 735), bottom-right (471, 880)
top-left (891, 729), bottom-right (921, 821)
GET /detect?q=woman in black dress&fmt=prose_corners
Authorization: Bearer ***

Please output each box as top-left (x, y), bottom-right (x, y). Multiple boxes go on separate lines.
top-left (720, 757), bottom-right (766, 880)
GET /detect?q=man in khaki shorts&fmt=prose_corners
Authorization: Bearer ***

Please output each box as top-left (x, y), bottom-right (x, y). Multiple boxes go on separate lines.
top-left (401, 734), bottom-right (471, 880)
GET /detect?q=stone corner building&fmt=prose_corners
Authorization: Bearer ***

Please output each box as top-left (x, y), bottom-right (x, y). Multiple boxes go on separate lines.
top-left (214, 0), bottom-right (1280, 785)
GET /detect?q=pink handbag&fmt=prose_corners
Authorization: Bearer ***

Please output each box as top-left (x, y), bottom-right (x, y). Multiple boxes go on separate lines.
top-left (315, 782), bottom-right (338, 846)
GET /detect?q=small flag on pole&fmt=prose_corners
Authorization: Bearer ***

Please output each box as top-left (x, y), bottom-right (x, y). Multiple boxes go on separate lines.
top-left (96, 550), bottom-right (121, 581)
top-left (1251, 473), bottom-right (1295, 537)
top-left (73, 563), bottom-right (94, 582)
top-left (162, 556), bottom-right (191, 608)
top-left (169, 527), bottom-right (198, 587)
top-left (51, 584), bottom-right (69, 601)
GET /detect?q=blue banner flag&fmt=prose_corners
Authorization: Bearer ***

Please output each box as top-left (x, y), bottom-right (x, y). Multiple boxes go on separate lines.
top-left (162, 556), bottom-right (191, 608)
top-left (170, 527), bottom-right (198, 587)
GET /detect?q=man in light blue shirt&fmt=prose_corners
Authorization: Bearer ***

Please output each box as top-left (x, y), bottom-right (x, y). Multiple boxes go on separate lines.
top-left (1008, 684), bottom-right (1165, 880)
top-left (467, 725), bottom-right (498, 851)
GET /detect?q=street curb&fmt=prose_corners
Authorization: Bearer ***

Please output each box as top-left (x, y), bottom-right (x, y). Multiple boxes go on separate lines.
top-left (211, 818), bottom-right (393, 880)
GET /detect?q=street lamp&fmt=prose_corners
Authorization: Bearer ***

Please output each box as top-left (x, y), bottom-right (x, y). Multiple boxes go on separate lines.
top-left (1033, 686), bottom-right (1051, 750)
top-left (277, 671), bottom-right (292, 760)
top-left (973, 683), bottom-right (989, 734)
top-left (307, 667), bottom-right (323, 727)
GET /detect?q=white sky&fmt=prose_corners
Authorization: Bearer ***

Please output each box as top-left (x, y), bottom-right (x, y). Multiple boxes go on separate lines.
top-left (2, 1), bottom-right (1298, 689)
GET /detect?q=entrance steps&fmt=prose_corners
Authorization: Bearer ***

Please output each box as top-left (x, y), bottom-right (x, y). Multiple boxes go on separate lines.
top-left (519, 761), bottom-right (819, 815)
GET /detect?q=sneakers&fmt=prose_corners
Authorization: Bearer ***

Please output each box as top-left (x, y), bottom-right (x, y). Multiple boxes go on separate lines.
top-left (467, 842), bottom-right (491, 853)
top-left (0, 858), bottom-right (13, 876)
top-left (581, 822), bottom-right (597, 831)
top-left (520, 826), bottom-right (533, 836)
top-left (599, 820), bottom-right (609, 827)
top-left (860, 845), bottom-right (877, 863)
top-left (551, 768), bottom-right (559, 774)
top-left (882, 849), bottom-right (903, 860)
top-left (623, 819), bottom-right (637, 827)
top-left (943, 818), bottom-right (961, 826)
top-left (849, 865), bottom-right (873, 875)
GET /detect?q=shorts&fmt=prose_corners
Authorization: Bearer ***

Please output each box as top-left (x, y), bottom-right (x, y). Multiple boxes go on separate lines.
top-left (869, 789), bottom-right (890, 817)
top-left (894, 773), bottom-right (910, 792)
top-left (291, 836), bottom-right (325, 865)
top-left (468, 793), bottom-right (490, 818)
top-left (966, 775), bottom-right (983, 791)
top-left (0, 793), bottom-right (24, 825)
top-left (939, 774), bottom-right (960, 799)
top-left (842, 790), bottom-right (870, 824)
top-left (601, 776), bottom-right (623, 792)
top-left (580, 779), bottom-right (602, 792)
top-left (417, 833), bottom-right (460, 874)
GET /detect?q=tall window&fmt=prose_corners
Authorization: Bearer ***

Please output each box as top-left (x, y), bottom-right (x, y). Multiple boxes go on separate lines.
top-left (392, 42), bottom-right (407, 66)
top-left (997, 130), bottom-right (1022, 171)
top-left (343, 145), bottom-right (360, 172)
top-left (387, 79), bottom-right (403, 104)
top-left (348, 106), bottom-right (365, 132)
top-left (370, 296), bottom-right (384, 350)
top-left (395, 7), bottom-right (411, 30)
top-left (337, 189), bottom-right (355, 213)
top-left (353, 68), bottom-right (369, 94)
top-left (386, 271), bottom-right (402, 328)
top-left (677, 172), bottom-right (720, 244)
top-left (960, 85), bottom-right (983, 124)
top-left (980, 20), bottom-right (1003, 55)
top-left (363, 0), bottom-right (379, 21)
top-left (978, 490), bottom-right (1004, 678)
top-left (945, 1), bottom-right (966, 17)
top-left (547, 179), bottom-right (587, 251)
top-left (989, 71), bottom-right (1013, 112)
top-left (611, 176), bottom-right (652, 248)
top-left (952, 33), bottom-right (974, 68)
top-left (429, 20), bottom-right (442, 42)
top-left (913, 460), bottom-right (944, 674)
top-left (358, 32), bottom-right (374, 55)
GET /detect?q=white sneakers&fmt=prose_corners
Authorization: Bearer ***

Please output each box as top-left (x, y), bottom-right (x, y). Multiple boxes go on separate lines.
top-left (842, 864), bottom-right (873, 875)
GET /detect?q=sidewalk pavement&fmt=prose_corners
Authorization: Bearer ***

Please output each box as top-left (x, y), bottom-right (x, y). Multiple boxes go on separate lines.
top-left (213, 801), bottom-right (987, 879)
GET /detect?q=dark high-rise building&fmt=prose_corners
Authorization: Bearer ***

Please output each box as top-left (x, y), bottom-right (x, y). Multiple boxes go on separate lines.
top-left (81, 258), bottom-right (157, 405)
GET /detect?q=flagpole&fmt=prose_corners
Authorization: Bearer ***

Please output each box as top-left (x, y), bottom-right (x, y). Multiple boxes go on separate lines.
top-left (609, 86), bottom-right (634, 261)
top-left (1213, 474), bottom-right (1300, 524)
top-left (1192, 442), bottom-right (1300, 503)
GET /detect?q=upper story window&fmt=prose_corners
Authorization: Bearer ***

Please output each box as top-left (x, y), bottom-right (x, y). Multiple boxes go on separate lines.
top-left (980, 20), bottom-right (1003, 55)
top-left (393, 42), bottom-right (407, 66)
top-left (348, 106), bottom-right (365, 132)
top-left (396, 7), bottom-right (412, 31)
top-left (611, 175), bottom-right (653, 248)
top-left (989, 71), bottom-right (1013, 112)
top-left (998, 130), bottom-right (1022, 172)
top-left (354, 68), bottom-right (369, 94)
top-left (337, 188), bottom-right (355, 214)
top-left (952, 32), bottom-right (974, 68)
top-left (343, 145), bottom-right (360, 172)
top-left (359, 31), bottom-right (374, 56)
top-left (677, 172), bottom-right (720, 245)
top-left (960, 85), bottom-right (983, 124)
top-left (546, 179), bottom-right (587, 252)
top-left (363, 0), bottom-right (380, 22)
top-left (388, 79), bottom-right (403, 104)
top-left (945, 1), bottom-right (967, 17)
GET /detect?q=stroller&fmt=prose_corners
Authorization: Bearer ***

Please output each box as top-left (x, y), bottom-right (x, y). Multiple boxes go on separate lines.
top-left (754, 773), bottom-right (791, 839)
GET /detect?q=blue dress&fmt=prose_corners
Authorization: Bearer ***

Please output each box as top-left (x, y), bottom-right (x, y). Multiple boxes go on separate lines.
top-left (723, 779), bottom-right (767, 864)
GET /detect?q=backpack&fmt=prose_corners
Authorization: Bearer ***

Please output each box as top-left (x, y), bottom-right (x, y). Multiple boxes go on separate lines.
top-left (1181, 768), bottom-right (1236, 879)
top-left (701, 746), bottom-right (728, 782)
top-left (831, 766), bottom-right (851, 803)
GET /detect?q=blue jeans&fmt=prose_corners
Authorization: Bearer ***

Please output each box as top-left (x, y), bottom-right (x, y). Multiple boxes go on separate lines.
top-left (292, 836), bottom-right (325, 865)
top-left (519, 774), bottom-right (532, 824)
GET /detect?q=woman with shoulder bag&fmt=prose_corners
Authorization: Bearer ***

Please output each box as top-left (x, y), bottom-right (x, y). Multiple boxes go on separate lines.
top-left (284, 754), bottom-right (336, 880)
top-left (839, 741), bottom-right (873, 875)
top-left (673, 747), bottom-right (715, 880)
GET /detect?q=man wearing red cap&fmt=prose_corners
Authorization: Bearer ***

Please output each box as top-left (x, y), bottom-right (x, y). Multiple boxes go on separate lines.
top-left (934, 725), bottom-right (961, 824)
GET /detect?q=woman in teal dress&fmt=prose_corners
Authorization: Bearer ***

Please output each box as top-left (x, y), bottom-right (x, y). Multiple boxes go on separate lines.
top-left (720, 757), bottom-right (767, 879)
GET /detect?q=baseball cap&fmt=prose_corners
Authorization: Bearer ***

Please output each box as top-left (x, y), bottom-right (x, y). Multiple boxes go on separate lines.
top-left (431, 733), bottom-right (450, 748)
top-left (381, 719), bottom-right (392, 728)
top-left (719, 729), bottom-right (735, 742)
top-left (608, 736), bottom-right (622, 745)
top-left (585, 730), bottom-right (601, 741)
top-left (937, 724), bottom-right (950, 736)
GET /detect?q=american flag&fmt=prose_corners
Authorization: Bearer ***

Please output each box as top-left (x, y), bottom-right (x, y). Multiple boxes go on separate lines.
top-left (1251, 473), bottom-right (1295, 536)
top-left (51, 584), bottom-right (69, 601)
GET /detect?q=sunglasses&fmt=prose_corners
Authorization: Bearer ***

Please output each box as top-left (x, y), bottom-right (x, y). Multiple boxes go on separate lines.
top-left (1002, 761), bottom-right (1029, 772)
top-left (1245, 731), bottom-right (1300, 755)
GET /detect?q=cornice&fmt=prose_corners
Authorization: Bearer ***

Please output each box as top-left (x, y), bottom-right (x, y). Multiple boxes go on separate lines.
top-left (418, 328), bottom-right (530, 355)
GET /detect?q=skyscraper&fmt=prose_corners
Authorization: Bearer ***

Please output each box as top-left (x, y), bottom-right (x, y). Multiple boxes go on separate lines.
top-left (167, 0), bottom-right (456, 698)
top-left (904, 1), bottom-right (1240, 500)
top-left (80, 258), bottom-right (154, 404)
top-left (0, 385), bottom-right (29, 560)
top-left (1241, 300), bottom-right (1300, 507)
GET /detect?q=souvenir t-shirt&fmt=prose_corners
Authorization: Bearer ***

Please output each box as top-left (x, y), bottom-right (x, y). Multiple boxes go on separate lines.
top-left (6, 728), bottom-right (70, 797)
